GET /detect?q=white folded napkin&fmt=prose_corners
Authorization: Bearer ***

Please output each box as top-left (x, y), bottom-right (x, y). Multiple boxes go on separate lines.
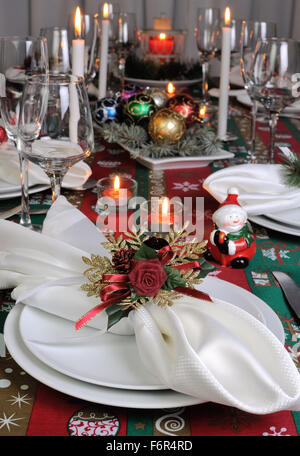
top-left (0, 142), bottom-right (92, 189)
top-left (203, 163), bottom-right (300, 216)
top-left (1, 196), bottom-right (300, 414)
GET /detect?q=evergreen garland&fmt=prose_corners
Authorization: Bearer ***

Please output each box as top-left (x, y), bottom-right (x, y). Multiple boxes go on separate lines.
top-left (280, 150), bottom-right (300, 188)
top-left (99, 122), bottom-right (222, 160)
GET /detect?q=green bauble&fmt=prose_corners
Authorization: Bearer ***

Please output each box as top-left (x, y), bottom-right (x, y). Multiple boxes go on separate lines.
top-left (148, 108), bottom-right (186, 145)
top-left (122, 93), bottom-right (156, 126)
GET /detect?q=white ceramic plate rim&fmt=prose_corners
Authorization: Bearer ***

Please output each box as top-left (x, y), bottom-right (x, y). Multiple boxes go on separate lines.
top-left (136, 149), bottom-right (234, 165)
top-left (0, 184), bottom-right (50, 200)
top-left (266, 208), bottom-right (300, 228)
top-left (5, 303), bottom-right (202, 409)
top-left (124, 77), bottom-right (202, 88)
top-left (18, 276), bottom-right (284, 391)
top-left (249, 214), bottom-right (300, 236)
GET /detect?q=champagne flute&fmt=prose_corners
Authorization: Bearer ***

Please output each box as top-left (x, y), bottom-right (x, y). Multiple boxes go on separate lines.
top-left (18, 74), bottom-right (94, 202)
top-left (194, 7), bottom-right (221, 113)
top-left (0, 36), bottom-right (48, 228)
top-left (249, 38), bottom-right (300, 163)
top-left (240, 21), bottom-right (277, 163)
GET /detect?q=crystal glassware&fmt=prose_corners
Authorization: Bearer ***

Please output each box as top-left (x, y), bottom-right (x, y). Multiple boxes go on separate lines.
top-left (240, 21), bottom-right (277, 163)
top-left (40, 27), bottom-right (70, 74)
top-left (249, 38), bottom-right (300, 163)
top-left (0, 36), bottom-right (49, 229)
top-left (194, 7), bottom-right (221, 113)
top-left (17, 74), bottom-right (94, 202)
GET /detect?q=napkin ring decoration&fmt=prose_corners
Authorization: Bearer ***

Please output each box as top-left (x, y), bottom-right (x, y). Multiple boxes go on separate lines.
top-left (77, 226), bottom-right (212, 331)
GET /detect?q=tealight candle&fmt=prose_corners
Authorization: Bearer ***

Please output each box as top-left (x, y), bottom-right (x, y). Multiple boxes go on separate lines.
top-left (72, 6), bottom-right (85, 77)
top-left (98, 2), bottom-right (110, 99)
top-left (140, 197), bottom-right (183, 234)
top-left (96, 176), bottom-right (137, 211)
top-left (218, 6), bottom-right (232, 140)
top-left (166, 82), bottom-right (176, 98)
top-left (149, 32), bottom-right (175, 56)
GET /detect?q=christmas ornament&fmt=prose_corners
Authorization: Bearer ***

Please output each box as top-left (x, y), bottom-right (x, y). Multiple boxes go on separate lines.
top-left (78, 227), bottom-right (209, 331)
top-left (121, 84), bottom-right (144, 101)
top-left (206, 188), bottom-right (256, 268)
top-left (167, 94), bottom-right (198, 125)
top-left (0, 127), bottom-right (8, 143)
top-left (145, 88), bottom-right (169, 109)
top-left (122, 93), bottom-right (156, 126)
top-left (94, 97), bottom-right (120, 125)
top-left (148, 108), bottom-right (186, 145)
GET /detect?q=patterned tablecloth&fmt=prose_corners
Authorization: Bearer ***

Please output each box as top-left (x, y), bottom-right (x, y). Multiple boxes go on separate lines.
top-left (1, 112), bottom-right (300, 437)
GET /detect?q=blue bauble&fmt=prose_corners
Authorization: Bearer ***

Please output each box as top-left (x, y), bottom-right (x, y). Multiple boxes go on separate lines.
top-left (94, 97), bottom-right (120, 125)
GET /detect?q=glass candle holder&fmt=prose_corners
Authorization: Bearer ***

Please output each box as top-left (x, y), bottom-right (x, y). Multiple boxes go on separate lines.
top-left (139, 197), bottom-right (183, 235)
top-left (141, 29), bottom-right (186, 64)
top-left (95, 176), bottom-right (137, 214)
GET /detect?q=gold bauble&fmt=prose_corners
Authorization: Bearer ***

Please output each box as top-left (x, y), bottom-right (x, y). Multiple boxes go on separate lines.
top-left (148, 108), bottom-right (186, 145)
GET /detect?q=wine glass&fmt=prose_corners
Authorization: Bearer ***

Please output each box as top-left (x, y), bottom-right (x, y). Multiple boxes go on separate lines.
top-left (68, 13), bottom-right (101, 84)
top-left (40, 27), bottom-right (70, 74)
top-left (249, 38), bottom-right (300, 163)
top-left (240, 21), bottom-right (277, 163)
top-left (18, 74), bottom-right (94, 202)
top-left (108, 12), bottom-right (139, 93)
top-left (194, 7), bottom-right (221, 113)
top-left (0, 36), bottom-right (49, 229)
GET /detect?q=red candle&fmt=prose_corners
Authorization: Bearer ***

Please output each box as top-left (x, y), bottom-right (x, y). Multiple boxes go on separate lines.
top-left (102, 176), bottom-right (132, 207)
top-left (148, 198), bottom-right (178, 230)
top-left (149, 33), bottom-right (174, 55)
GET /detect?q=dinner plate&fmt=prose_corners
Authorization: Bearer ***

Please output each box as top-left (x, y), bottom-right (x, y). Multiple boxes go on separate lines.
top-left (124, 77), bottom-right (202, 89)
top-left (237, 93), bottom-right (300, 114)
top-left (0, 184), bottom-right (50, 200)
top-left (18, 277), bottom-right (284, 391)
top-left (5, 303), bottom-right (202, 409)
top-left (249, 214), bottom-right (300, 236)
top-left (266, 207), bottom-right (300, 228)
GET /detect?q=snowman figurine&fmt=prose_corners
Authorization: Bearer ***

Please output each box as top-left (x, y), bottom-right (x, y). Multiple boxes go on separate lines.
top-left (207, 187), bottom-right (256, 268)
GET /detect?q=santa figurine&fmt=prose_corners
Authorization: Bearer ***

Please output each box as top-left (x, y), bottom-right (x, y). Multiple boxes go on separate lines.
top-left (206, 187), bottom-right (256, 268)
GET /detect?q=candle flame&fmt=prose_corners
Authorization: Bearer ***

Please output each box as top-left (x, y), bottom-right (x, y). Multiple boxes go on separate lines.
top-left (162, 197), bottom-right (169, 217)
top-left (159, 32), bottom-right (166, 40)
top-left (75, 6), bottom-right (82, 37)
top-left (103, 2), bottom-right (109, 19)
top-left (114, 175), bottom-right (120, 191)
top-left (224, 7), bottom-right (231, 25)
top-left (199, 106), bottom-right (206, 117)
top-left (167, 82), bottom-right (175, 95)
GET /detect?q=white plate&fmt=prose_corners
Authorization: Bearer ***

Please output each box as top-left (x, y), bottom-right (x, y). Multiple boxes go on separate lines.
top-left (5, 303), bottom-right (201, 409)
top-left (124, 77), bottom-right (202, 89)
top-left (229, 66), bottom-right (244, 87)
top-left (237, 93), bottom-right (300, 114)
top-left (18, 277), bottom-right (284, 391)
top-left (266, 207), bottom-right (300, 228)
top-left (249, 214), bottom-right (300, 236)
top-left (0, 184), bottom-right (50, 200)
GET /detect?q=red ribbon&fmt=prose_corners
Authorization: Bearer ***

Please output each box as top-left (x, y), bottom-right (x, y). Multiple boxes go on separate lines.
top-left (76, 244), bottom-right (212, 330)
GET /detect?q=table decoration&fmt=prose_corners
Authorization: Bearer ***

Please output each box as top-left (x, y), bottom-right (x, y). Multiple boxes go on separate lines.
top-left (206, 187), bottom-right (256, 268)
top-left (148, 108), bottom-right (186, 145)
top-left (139, 197), bottom-right (183, 235)
top-left (96, 175), bottom-right (137, 211)
top-left (98, 2), bottom-right (110, 99)
top-left (121, 84), bottom-right (144, 101)
top-left (217, 7), bottom-right (232, 141)
top-left (72, 6), bottom-right (85, 77)
top-left (145, 87), bottom-right (169, 109)
top-left (1, 196), bottom-right (300, 414)
top-left (167, 94), bottom-right (198, 125)
top-left (94, 97), bottom-right (120, 125)
top-left (122, 93), bottom-right (156, 127)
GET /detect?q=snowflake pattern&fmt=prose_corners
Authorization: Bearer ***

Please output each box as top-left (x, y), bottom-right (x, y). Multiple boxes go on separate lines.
top-left (97, 160), bottom-right (122, 168)
top-left (262, 426), bottom-right (290, 436)
top-left (172, 181), bottom-right (200, 193)
top-left (0, 412), bottom-right (24, 432)
top-left (7, 393), bottom-right (32, 409)
top-left (262, 248), bottom-right (277, 261)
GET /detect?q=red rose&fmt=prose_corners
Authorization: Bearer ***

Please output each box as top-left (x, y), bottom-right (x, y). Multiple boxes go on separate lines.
top-left (128, 258), bottom-right (168, 297)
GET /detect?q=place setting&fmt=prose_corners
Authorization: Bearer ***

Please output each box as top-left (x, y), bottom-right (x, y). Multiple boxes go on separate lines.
top-left (1, 0), bottom-right (300, 439)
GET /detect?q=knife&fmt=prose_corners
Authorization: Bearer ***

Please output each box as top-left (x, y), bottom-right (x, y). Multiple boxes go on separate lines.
top-left (271, 271), bottom-right (300, 321)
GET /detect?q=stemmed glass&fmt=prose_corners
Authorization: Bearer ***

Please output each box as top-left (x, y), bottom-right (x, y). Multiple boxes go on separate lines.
top-left (194, 7), bottom-right (221, 113)
top-left (17, 74), bottom-right (94, 202)
top-left (40, 27), bottom-right (70, 74)
top-left (240, 21), bottom-right (277, 163)
top-left (68, 13), bottom-right (101, 85)
top-left (249, 38), bottom-right (300, 163)
top-left (0, 36), bottom-right (48, 228)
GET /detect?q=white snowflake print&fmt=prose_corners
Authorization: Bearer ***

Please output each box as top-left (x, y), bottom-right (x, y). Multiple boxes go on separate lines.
top-left (172, 181), bottom-right (199, 193)
top-left (262, 248), bottom-right (277, 261)
top-left (262, 426), bottom-right (290, 436)
top-left (97, 160), bottom-right (122, 168)
top-left (0, 412), bottom-right (24, 432)
top-left (279, 250), bottom-right (291, 260)
top-left (7, 393), bottom-right (32, 409)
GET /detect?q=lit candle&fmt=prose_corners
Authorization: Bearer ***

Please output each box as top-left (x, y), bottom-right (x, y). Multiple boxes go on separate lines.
top-left (98, 2), bottom-right (110, 99)
top-left (149, 32), bottom-right (175, 55)
top-left (72, 6), bottom-right (85, 77)
top-left (166, 82), bottom-right (176, 98)
top-left (217, 7), bottom-right (232, 140)
top-left (148, 197), bottom-right (177, 232)
top-left (102, 176), bottom-right (132, 207)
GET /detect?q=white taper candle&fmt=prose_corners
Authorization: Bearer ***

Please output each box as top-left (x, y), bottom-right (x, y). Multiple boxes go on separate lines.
top-left (218, 7), bottom-right (232, 140)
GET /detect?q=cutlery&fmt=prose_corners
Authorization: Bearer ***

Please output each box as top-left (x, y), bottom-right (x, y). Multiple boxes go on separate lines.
top-left (271, 271), bottom-right (300, 321)
top-left (0, 206), bottom-right (49, 220)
